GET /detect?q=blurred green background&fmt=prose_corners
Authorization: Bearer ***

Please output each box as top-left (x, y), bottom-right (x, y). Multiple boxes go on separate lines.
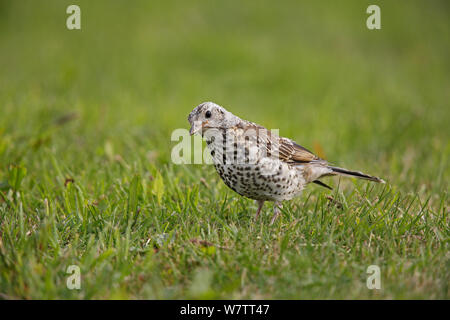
top-left (0, 1), bottom-right (448, 299)
top-left (1, 1), bottom-right (448, 187)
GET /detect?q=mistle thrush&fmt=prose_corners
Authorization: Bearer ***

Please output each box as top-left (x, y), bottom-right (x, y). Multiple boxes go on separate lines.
top-left (188, 102), bottom-right (385, 224)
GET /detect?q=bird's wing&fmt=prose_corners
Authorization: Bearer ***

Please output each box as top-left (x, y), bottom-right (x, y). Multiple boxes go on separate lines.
top-left (277, 138), bottom-right (323, 164)
top-left (234, 121), bottom-right (327, 164)
top-left (237, 123), bottom-right (324, 164)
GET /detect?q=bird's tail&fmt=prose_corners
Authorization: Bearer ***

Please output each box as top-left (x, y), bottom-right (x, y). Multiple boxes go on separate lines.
top-left (328, 166), bottom-right (385, 183)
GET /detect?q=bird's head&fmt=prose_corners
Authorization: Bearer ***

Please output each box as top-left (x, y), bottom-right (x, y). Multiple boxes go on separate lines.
top-left (188, 102), bottom-right (239, 136)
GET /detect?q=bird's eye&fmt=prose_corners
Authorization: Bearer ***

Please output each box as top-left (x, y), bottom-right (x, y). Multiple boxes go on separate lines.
top-left (205, 110), bottom-right (212, 118)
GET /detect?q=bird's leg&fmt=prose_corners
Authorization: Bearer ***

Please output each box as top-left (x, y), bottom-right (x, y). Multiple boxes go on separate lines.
top-left (255, 200), bottom-right (265, 220)
top-left (270, 201), bottom-right (282, 225)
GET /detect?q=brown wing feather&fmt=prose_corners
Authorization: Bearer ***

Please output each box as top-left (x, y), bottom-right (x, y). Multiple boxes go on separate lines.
top-left (278, 138), bottom-right (323, 164)
top-left (234, 123), bottom-right (323, 165)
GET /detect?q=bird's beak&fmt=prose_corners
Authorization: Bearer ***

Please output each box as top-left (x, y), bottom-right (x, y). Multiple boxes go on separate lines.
top-left (189, 120), bottom-right (209, 136)
top-left (189, 122), bottom-right (201, 136)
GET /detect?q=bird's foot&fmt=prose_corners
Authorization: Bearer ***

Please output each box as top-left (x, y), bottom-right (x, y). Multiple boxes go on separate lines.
top-left (254, 200), bottom-right (265, 220)
top-left (270, 202), bottom-right (282, 225)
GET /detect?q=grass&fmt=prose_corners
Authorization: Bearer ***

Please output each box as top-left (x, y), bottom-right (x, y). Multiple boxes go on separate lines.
top-left (0, 0), bottom-right (448, 299)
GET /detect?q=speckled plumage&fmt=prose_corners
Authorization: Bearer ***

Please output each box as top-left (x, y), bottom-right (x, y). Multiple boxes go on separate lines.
top-left (188, 102), bottom-right (385, 224)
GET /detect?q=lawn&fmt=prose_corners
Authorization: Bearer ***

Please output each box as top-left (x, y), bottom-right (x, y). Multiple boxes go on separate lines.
top-left (0, 0), bottom-right (448, 299)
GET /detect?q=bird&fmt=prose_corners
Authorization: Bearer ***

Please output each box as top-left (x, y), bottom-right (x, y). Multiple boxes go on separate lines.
top-left (188, 101), bottom-right (385, 224)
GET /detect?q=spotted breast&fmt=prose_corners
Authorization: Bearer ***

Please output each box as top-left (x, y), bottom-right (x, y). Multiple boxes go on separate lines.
top-left (204, 126), bottom-right (306, 202)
